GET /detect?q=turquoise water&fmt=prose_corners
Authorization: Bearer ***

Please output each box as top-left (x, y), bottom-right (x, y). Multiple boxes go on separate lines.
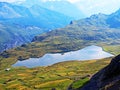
top-left (13, 45), bottom-right (114, 68)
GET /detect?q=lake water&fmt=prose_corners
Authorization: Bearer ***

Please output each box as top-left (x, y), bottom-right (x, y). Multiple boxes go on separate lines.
top-left (13, 45), bottom-right (114, 68)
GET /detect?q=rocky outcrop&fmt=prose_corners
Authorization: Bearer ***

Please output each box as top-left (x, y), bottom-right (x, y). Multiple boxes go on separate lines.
top-left (81, 55), bottom-right (120, 90)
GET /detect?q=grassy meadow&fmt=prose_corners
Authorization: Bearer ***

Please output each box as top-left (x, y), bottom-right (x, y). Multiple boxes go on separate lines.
top-left (0, 38), bottom-right (119, 90)
top-left (0, 58), bottom-right (112, 90)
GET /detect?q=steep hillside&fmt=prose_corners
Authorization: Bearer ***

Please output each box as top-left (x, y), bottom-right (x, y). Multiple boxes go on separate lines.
top-left (32, 9), bottom-right (120, 51)
top-left (19, 0), bottom-right (85, 19)
top-left (81, 54), bottom-right (120, 90)
top-left (29, 5), bottom-right (72, 29)
top-left (0, 2), bottom-right (73, 52)
top-left (0, 2), bottom-right (72, 29)
top-left (0, 23), bottom-right (44, 52)
top-left (107, 9), bottom-right (120, 28)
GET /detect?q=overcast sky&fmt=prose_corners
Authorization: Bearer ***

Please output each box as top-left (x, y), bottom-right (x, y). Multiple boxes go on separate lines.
top-left (0, 0), bottom-right (120, 16)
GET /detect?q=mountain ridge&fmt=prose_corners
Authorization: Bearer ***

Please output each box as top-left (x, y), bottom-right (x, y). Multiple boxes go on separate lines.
top-left (0, 2), bottom-right (73, 29)
top-left (0, 1), bottom-right (73, 52)
top-left (18, 0), bottom-right (85, 19)
top-left (1, 8), bottom-right (120, 69)
top-left (32, 9), bottom-right (120, 44)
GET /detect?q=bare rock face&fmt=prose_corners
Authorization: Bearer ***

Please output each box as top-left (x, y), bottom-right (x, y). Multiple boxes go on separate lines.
top-left (81, 55), bottom-right (120, 90)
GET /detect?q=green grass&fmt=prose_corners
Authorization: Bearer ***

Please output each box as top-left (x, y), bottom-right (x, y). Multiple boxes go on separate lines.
top-left (71, 78), bottom-right (89, 89)
top-left (102, 45), bottom-right (120, 55)
top-left (0, 58), bottom-right (112, 90)
top-left (0, 40), bottom-right (118, 70)
top-left (0, 27), bottom-right (119, 89)
top-left (0, 39), bottom-right (118, 89)
top-left (34, 79), bottom-right (72, 90)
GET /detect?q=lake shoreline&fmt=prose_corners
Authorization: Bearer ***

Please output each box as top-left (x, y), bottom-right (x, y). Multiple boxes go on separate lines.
top-left (12, 45), bottom-right (114, 68)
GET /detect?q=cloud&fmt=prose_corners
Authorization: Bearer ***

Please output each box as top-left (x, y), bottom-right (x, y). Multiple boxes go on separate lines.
top-left (71, 0), bottom-right (120, 16)
top-left (40, 0), bottom-right (120, 16)
top-left (41, 0), bottom-right (64, 2)
top-left (0, 0), bottom-right (25, 3)
top-left (67, 0), bottom-right (79, 3)
top-left (0, 0), bottom-right (15, 2)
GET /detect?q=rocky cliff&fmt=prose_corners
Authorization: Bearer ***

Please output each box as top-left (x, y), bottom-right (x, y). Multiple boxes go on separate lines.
top-left (81, 55), bottom-right (120, 90)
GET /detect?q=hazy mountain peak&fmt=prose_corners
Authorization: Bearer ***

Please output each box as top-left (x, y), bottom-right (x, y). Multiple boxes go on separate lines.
top-left (0, 1), bottom-right (73, 52)
top-left (111, 8), bottom-right (120, 16)
top-left (106, 8), bottom-right (120, 28)
top-left (0, 2), bottom-right (22, 18)
top-left (90, 13), bottom-right (108, 19)
top-left (16, 0), bottom-right (85, 19)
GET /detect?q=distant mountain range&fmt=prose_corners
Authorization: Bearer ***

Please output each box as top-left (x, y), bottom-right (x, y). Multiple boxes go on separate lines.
top-left (16, 0), bottom-right (85, 19)
top-left (0, 2), bottom-right (73, 52)
top-left (32, 9), bottom-right (120, 51)
top-left (1, 8), bottom-right (120, 62)
top-left (1, 1), bottom-right (120, 54)
top-left (76, 9), bottom-right (120, 28)
top-left (0, 2), bottom-right (72, 29)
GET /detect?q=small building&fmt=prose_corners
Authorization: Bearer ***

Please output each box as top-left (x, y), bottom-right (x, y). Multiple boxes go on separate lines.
top-left (5, 68), bottom-right (11, 71)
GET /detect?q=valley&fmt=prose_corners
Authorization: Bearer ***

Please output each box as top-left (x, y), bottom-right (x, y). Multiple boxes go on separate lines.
top-left (12, 45), bottom-right (113, 68)
top-left (0, 0), bottom-right (120, 90)
top-left (1, 8), bottom-right (120, 70)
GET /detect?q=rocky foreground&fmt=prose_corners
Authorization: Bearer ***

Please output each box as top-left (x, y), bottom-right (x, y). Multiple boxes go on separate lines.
top-left (81, 55), bottom-right (120, 90)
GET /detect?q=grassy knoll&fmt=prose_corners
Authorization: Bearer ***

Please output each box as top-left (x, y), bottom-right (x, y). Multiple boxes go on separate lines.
top-left (102, 45), bottom-right (120, 55)
top-left (0, 58), bottom-right (112, 90)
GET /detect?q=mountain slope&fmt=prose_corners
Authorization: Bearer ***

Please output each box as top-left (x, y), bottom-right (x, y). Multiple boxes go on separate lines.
top-left (0, 2), bottom-right (32, 19)
top-left (107, 9), bottom-right (120, 28)
top-left (0, 2), bottom-right (73, 29)
top-left (29, 5), bottom-right (72, 29)
top-left (32, 9), bottom-right (120, 51)
top-left (81, 54), bottom-right (120, 90)
top-left (0, 23), bottom-right (44, 52)
top-left (1, 9), bottom-right (120, 70)
top-left (0, 2), bottom-right (73, 52)
top-left (19, 0), bottom-right (85, 19)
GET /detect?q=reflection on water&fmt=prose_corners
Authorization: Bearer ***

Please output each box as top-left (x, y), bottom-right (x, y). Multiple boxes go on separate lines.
top-left (13, 45), bottom-right (114, 68)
